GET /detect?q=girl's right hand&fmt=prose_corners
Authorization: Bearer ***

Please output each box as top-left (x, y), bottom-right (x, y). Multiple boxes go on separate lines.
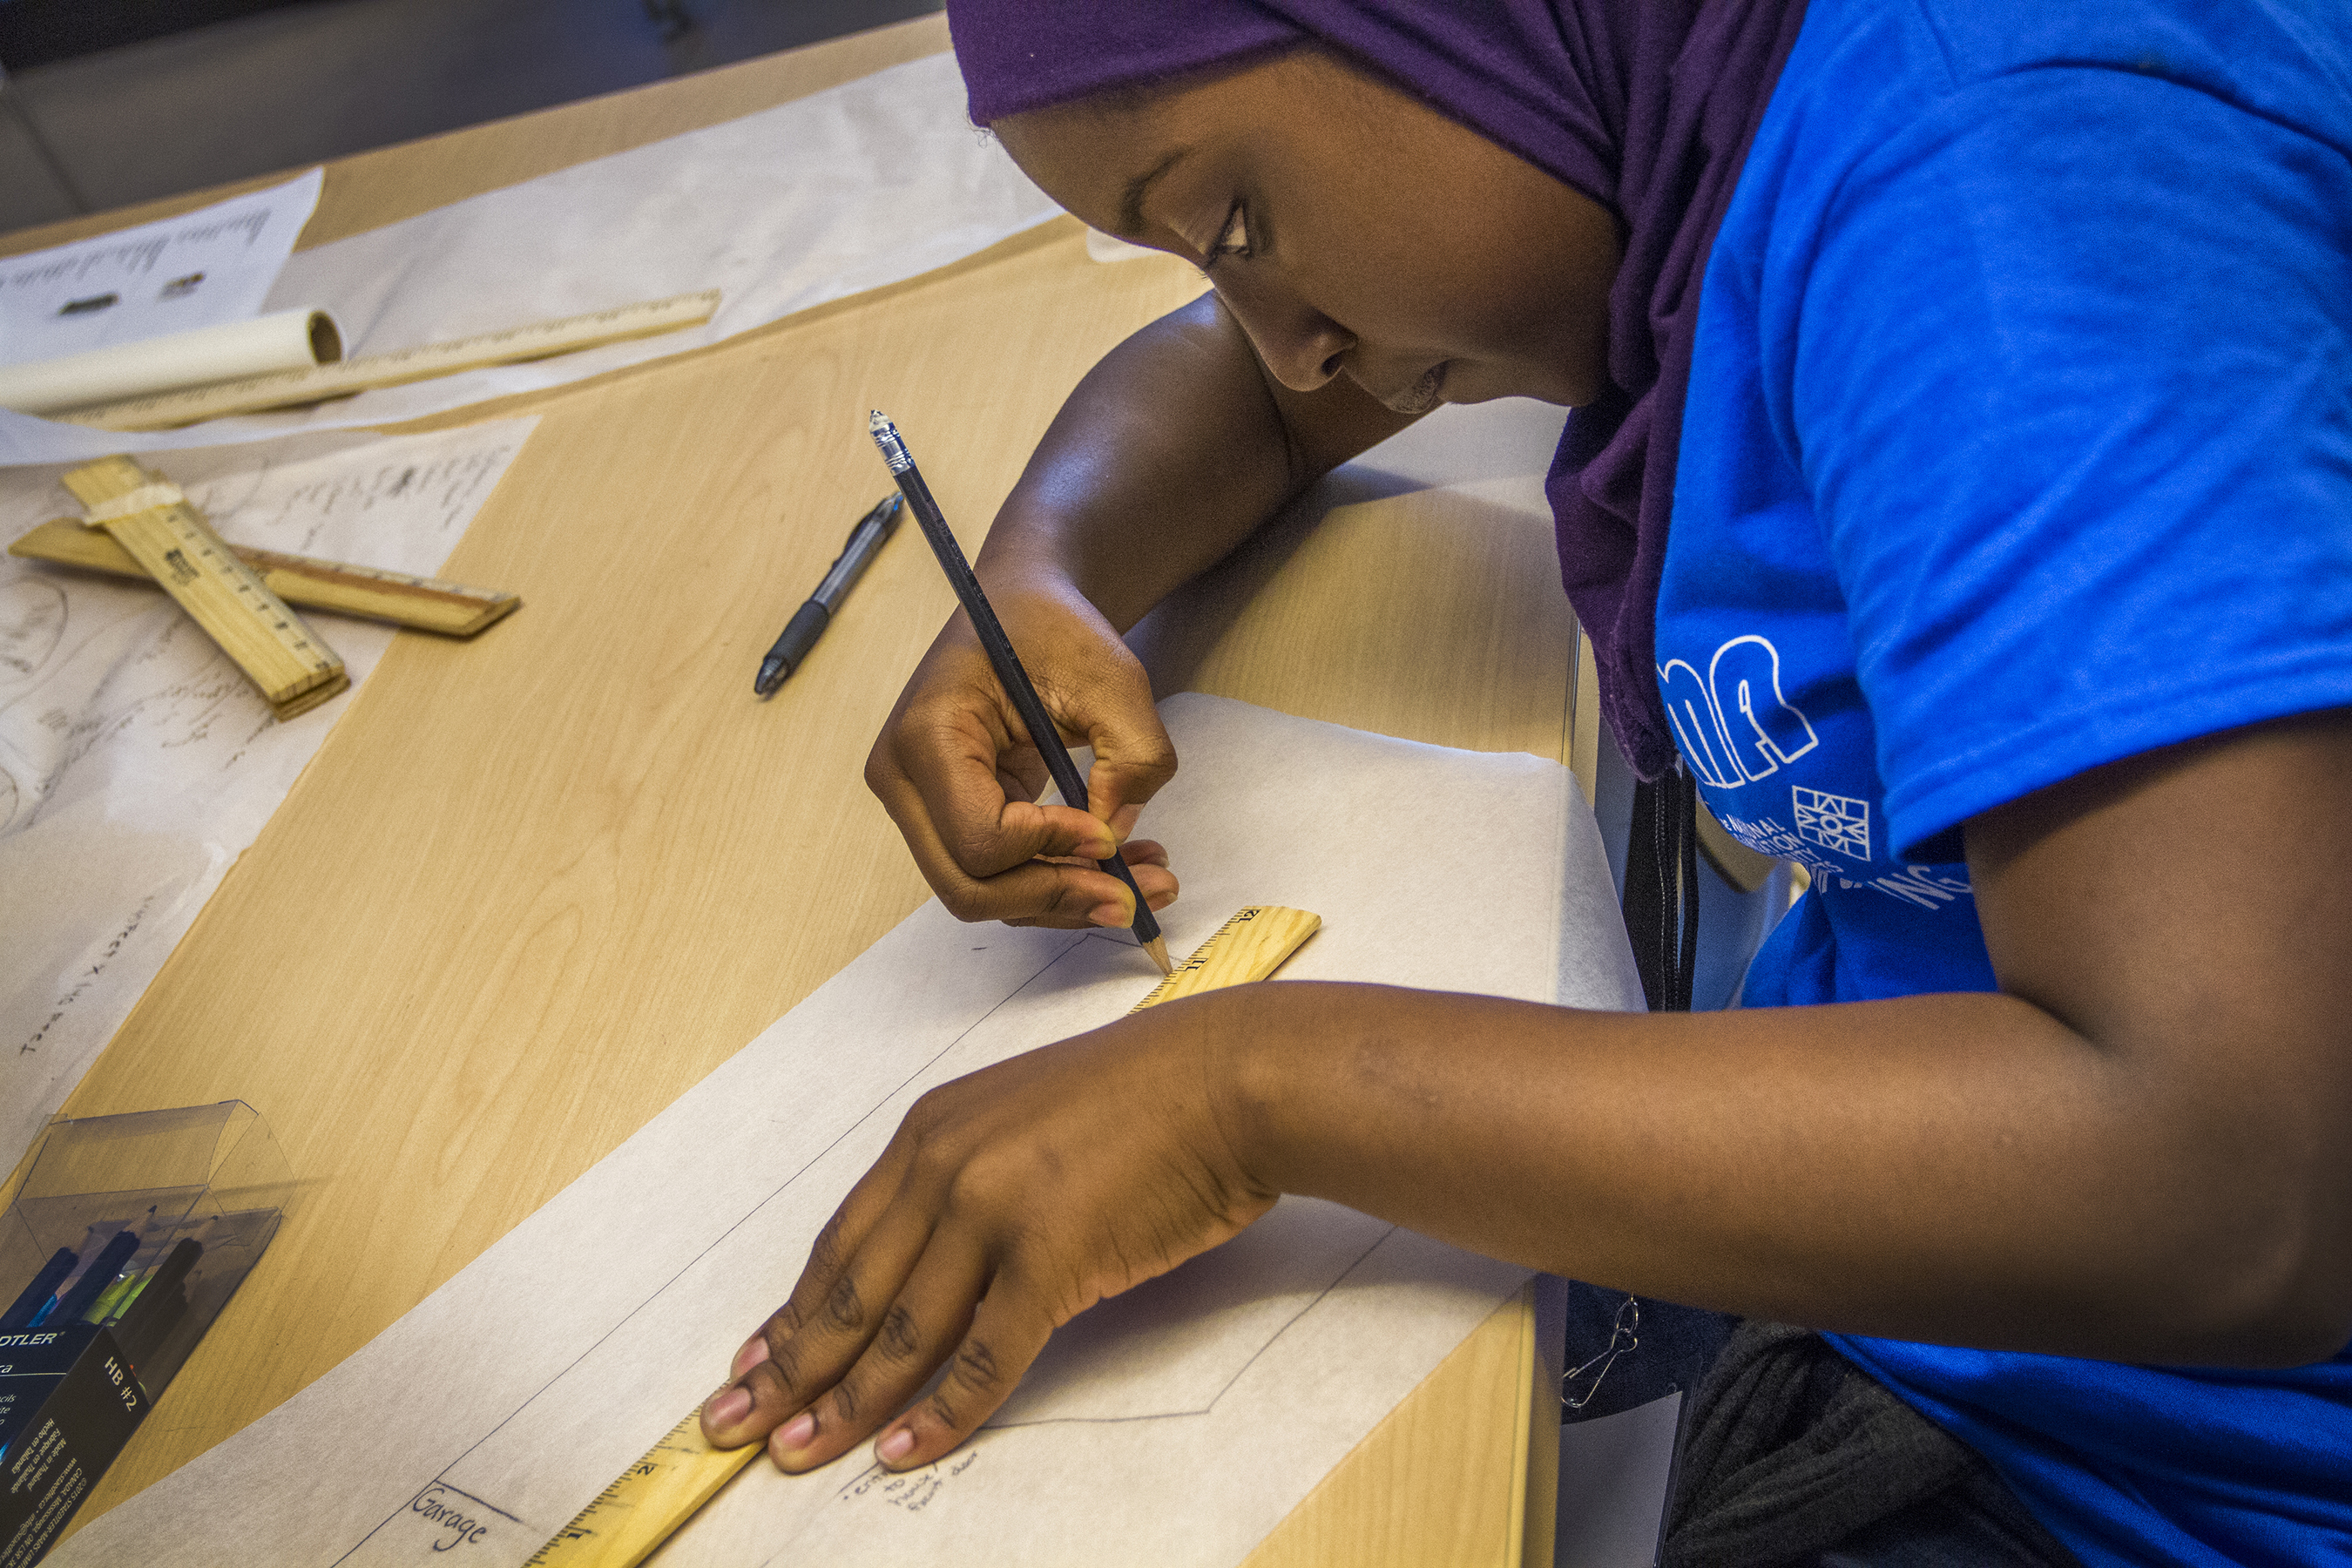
top-left (863, 580), bottom-right (1179, 929)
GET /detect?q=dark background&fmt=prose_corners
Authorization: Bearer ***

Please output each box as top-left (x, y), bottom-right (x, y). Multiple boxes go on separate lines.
top-left (0, 0), bottom-right (943, 236)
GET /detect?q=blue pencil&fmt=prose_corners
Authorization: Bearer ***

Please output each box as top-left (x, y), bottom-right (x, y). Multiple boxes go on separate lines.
top-left (0, 1248), bottom-right (78, 1330)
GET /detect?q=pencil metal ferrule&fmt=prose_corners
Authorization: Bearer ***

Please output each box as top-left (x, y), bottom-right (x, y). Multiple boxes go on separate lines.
top-left (868, 411), bottom-right (914, 475)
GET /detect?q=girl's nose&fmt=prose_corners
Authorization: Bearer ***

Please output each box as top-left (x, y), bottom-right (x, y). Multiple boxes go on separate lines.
top-left (1219, 281), bottom-right (1351, 393)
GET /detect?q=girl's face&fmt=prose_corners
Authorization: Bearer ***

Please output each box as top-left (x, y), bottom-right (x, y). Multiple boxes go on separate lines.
top-left (996, 48), bottom-right (1622, 412)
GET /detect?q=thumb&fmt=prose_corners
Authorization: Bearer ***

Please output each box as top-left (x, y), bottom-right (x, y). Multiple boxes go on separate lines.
top-left (1080, 700), bottom-right (1177, 836)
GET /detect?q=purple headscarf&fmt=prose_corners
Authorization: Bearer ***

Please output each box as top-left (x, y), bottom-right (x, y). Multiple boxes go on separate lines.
top-left (949, 0), bottom-right (1808, 780)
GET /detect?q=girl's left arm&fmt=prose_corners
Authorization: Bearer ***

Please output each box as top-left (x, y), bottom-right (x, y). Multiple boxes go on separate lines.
top-left (703, 708), bottom-right (2352, 1473)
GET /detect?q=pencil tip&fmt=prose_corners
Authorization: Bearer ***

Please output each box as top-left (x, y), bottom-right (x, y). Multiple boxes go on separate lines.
top-left (1145, 936), bottom-right (1172, 976)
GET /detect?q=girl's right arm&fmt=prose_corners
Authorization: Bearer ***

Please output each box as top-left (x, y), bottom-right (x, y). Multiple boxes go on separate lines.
top-left (863, 289), bottom-right (1417, 928)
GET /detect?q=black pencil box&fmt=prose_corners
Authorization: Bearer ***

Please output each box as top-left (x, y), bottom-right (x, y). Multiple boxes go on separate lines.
top-left (0, 1322), bottom-right (149, 1565)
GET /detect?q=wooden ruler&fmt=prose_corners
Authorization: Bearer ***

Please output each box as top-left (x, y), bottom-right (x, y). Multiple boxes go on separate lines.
top-left (61, 456), bottom-right (348, 719)
top-left (10, 517), bottom-right (519, 638)
top-left (62, 289), bottom-right (720, 431)
top-left (1129, 905), bottom-right (1322, 1012)
top-left (524, 905), bottom-right (1322, 1568)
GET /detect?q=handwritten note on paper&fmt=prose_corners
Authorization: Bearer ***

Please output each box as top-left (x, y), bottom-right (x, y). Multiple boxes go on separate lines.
top-left (0, 417), bottom-right (534, 1163)
top-left (836, 1451), bottom-right (983, 1517)
top-left (0, 169), bottom-right (321, 367)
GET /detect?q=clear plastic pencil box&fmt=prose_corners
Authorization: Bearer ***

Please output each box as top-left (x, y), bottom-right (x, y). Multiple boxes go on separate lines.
top-left (0, 1102), bottom-right (292, 1561)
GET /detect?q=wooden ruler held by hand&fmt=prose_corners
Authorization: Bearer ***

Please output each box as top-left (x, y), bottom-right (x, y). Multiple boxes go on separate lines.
top-left (525, 905), bottom-right (1323, 1568)
top-left (62, 455), bottom-right (348, 720)
top-left (1129, 905), bottom-right (1322, 1012)
top-left (11, 517), bottom-right (519, 638)
top-left (62, 290), bottom-right (720, 432)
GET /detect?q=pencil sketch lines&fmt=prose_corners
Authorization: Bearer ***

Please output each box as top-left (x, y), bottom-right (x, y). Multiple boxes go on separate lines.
top-left (984, 1220), bottom-right (1393, 1429)
top-left (0, 578), bottom-right (66, 684)
top-left (422, 929), bottom-right (1099, 1475)
top-left (342, 925), bottom-right (1369, 1565)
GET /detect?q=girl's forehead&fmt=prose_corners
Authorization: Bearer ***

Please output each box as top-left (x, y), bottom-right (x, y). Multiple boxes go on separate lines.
top-left (997, 95), bottom-right (1219, 229)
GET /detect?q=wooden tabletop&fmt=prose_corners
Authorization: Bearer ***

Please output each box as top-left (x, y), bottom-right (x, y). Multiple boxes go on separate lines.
top-left (18, 17), bottom-right (1582, 1563)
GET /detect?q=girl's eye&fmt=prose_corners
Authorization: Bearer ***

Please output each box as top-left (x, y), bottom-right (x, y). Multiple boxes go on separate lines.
top-left (1207, 205), bottom-right (1251, 265)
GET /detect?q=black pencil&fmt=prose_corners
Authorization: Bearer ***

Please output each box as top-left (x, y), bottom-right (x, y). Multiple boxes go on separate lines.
top-left (113, 1237), bottom-right (200, 1366)
top-left (868, 411), bottom-right (1171, 976)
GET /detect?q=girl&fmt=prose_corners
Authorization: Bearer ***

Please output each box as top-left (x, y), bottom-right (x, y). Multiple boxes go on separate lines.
top-left (701, 3), bottom-right (2352, 1562)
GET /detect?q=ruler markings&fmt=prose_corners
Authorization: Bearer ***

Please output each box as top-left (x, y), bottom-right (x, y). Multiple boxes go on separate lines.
top-left (61, 455), bottom-right (350, 718)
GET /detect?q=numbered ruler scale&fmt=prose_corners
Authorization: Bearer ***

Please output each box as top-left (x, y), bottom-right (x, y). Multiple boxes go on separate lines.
top-left (61, 455), bottom-right (348, 719)
top-left (64, 290), bottom-right (720, 432)
top-left (527, 905), bottom-right (1323, 1568)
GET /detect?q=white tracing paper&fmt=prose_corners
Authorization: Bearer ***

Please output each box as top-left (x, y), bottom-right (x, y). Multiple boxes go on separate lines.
top-left (0, 420), bottom-right (537, 1161)
top-left (0, 51), bottom-right (1058, 468)
top-left (51, 694), bottom-right (1642, 1567)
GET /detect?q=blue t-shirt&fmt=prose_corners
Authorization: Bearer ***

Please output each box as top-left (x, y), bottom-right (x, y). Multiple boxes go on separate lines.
top-left (1657, 0), bottom-right (2352, 1561)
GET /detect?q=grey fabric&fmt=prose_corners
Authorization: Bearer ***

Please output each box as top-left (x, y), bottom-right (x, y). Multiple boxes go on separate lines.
top-left (1662, 1321), bottom-right (2078, 1568)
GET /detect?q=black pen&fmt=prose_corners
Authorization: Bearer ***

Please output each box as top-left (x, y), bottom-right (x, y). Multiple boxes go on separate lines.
top-left (868, 411), bottom-right (1171, 975)
top-left (755, 493), bottom-right (903, 696)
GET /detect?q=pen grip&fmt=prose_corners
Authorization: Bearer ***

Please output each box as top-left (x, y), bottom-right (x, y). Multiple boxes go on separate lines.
top-left (767, 601), bottom-right (830, 681)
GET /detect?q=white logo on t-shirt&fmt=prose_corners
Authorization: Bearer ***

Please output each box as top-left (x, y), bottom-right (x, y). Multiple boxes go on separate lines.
top-left (1793, 787), bottom-right (1871, 860)
top-left (1659, 634), bottom-right (1819, 789)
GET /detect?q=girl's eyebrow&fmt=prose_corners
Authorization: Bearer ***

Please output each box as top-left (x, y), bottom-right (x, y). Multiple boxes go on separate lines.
top-left (1117, 149), bottom-right (1193, 238)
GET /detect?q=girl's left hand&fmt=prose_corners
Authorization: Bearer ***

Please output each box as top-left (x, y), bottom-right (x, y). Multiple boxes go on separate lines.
top-left (697, 995), bottom-right (1274, 1472)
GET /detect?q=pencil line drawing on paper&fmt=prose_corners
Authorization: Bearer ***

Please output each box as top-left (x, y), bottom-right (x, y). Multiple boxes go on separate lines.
top-left (340, 923), bottom-right (1394, 1563)
top-left (0, 435), bottom-right (526, 841)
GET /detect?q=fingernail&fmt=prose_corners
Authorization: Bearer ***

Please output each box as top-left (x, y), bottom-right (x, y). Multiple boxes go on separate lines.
top-left (876, 1427), bottom-right (916, 1465)
top-left (733, 1335), bottom-right (770, 1377)
top-left (705, 1387), bottom-right (751, 1427)
top-left (1087, 901), bottom-right (1130, 928)
top-left (775, 1411), bottom-right (815, 1450)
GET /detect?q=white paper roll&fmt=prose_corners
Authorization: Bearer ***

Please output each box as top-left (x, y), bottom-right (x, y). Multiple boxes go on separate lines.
top-left (0, 308), bottom-right (341, 416)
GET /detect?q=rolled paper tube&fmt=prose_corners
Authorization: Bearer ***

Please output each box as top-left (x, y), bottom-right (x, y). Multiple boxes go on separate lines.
top-left (0, 308), bottom-right (341, 416)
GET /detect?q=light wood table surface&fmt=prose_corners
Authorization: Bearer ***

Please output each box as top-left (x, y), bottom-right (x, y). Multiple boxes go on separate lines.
top-left (7, 17), bottom-right (1587, 1564)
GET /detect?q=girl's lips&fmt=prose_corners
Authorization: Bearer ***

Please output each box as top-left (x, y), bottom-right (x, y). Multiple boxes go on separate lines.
top-left (1377, 361), bottom-right (1449, 415)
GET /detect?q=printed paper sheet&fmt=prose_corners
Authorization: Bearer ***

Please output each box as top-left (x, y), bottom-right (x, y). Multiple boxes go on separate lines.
top-left (0, 171), bottom-right (321, 367)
